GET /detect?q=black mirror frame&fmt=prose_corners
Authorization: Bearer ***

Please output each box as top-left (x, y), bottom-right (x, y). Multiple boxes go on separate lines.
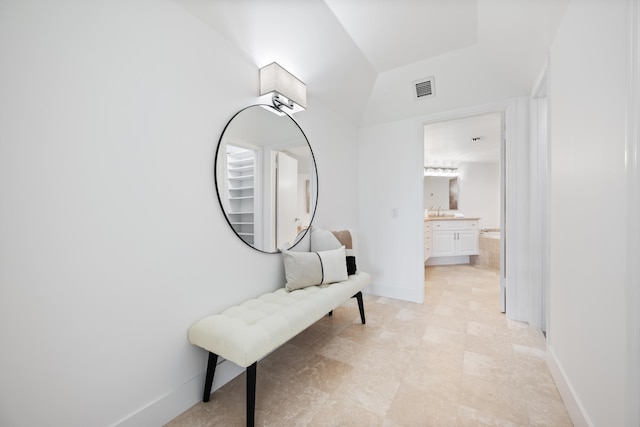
top-left (214, 104), bottom-right (319, 254)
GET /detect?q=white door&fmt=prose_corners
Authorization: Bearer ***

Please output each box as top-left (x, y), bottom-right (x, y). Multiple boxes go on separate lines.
top-left (276, 152), bottom-right (298, 248)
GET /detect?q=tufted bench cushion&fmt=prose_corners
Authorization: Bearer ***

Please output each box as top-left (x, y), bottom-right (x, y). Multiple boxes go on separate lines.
top-left (188, 271), bottom-right (371, 368)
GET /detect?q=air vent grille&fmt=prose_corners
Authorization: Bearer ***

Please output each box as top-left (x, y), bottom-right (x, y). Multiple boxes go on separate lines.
top-left (413, 77), bottom-right (435, 100)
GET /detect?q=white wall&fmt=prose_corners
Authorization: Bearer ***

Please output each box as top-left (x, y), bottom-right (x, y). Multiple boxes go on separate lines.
top-left (0, 1), bottom-right (359, 426)
top-left (458, 161), bottom-right (500, 230)
top-left (296, 103), bottom-right (360, 234)
top-left (358, 119), bottom-right (426, 303)
top-left (546, 0), bottom-right (629, 425)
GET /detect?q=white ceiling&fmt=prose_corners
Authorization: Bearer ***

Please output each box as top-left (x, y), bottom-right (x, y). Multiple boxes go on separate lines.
top-left (323, 0), bottom-right (478, 73)
top-left (424, 113), bottom-right (502, 166)
top-left (175, 0), bottom-right (568, 126)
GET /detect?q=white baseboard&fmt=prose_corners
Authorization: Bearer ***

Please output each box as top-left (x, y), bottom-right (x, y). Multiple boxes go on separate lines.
top-left (425, 255), bottom-right (470, 266)
top-left (114, 359), bottom-right (244, 427)
top-left (364, 283), bottom-right (423, 303)
top-left (546, 345), bottom-right (592, 427)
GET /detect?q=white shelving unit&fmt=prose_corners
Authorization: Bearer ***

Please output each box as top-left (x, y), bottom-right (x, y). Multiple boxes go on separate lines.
top-left (226, 147), bottom-right (255, 246)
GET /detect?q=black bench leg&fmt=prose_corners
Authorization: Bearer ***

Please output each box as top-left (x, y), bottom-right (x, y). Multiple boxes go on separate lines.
top-left (203, 352), bottom-right (218, 402)
top-left (328, 310), bottom-right (333, 316)
top-left (246, 362), bottom-right (257, 427)
top-left (355, 292), bottom-right (366, 324)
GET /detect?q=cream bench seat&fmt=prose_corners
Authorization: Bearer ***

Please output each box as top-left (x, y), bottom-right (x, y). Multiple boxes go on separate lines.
top-left (187, 271), bottom-right (371, 426)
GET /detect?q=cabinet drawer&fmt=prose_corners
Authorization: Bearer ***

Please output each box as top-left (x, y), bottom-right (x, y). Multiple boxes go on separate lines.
top-left (462, 221), bottom-right (478, 230)
top-left (431, 221), bottom-right (447, 230)
top-left (431, 220), bottom-right (477, 230)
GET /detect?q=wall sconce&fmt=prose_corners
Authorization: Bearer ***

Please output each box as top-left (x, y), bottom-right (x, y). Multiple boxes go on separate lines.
top-left (259, 62), bottom-right (307, 114)
top-left (424, 167), bottom-right (459, 177)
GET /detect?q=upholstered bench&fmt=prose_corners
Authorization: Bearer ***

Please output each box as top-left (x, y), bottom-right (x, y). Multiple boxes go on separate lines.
top-left (188, 227), bottom-right (367, 426)
top-left (188, 271), bottom-right (370, 426)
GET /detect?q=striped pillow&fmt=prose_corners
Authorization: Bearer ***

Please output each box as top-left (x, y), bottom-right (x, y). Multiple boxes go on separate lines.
top-left (309, 227), bottom-right (358, 276)
top-left (282, 246), bottom-right (348, 291)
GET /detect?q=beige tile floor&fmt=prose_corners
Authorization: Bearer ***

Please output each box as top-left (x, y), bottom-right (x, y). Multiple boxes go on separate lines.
top-left (166, 265), bottom-right (572, 426)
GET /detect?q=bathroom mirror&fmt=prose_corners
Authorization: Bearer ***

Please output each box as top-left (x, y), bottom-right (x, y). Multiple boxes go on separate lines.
top-left (215, 105), bottom-right (318, 253)
top-left (424, 176), bottom-right (459, 211)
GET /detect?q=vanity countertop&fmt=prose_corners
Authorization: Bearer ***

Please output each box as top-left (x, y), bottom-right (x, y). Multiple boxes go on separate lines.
top-left (424, 216), bottom-right (481, 221)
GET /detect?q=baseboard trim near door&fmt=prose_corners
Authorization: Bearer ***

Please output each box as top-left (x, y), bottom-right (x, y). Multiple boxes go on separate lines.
top-left (546, 345), bottom-right (592, 427)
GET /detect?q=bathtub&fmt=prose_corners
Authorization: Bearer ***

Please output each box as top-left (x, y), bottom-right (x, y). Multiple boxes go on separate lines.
top-left (480, 229), bottom-right (501, 239)
top-left (472, 229), bottom-right (501, 270)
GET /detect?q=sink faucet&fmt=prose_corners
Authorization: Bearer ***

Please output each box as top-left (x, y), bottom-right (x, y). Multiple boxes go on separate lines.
top-left (437, 206), bottom-right (442, 217)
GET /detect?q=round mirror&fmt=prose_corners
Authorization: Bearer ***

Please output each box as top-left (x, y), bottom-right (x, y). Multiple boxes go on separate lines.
top-left (215, 105), bottom-right (318, 253)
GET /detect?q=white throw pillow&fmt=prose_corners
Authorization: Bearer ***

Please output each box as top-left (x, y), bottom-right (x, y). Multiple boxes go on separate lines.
top-left (282, 246), bottom-right (348, 291)
top-left (282, 250), bottom-right (322, 290)
top-left (310, 226), bottom-right (342, 252)
top-left (317, 246), bottom-right (348, 284)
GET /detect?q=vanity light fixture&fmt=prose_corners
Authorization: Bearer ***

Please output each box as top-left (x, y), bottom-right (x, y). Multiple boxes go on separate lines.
top-left (259, 62), bottom-right (307, 114)
top-left (424, 167), bottom-right (459, 177)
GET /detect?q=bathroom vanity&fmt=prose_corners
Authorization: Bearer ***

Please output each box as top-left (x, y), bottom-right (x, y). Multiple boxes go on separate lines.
top-left (424, 217), bottom-right (480, 265)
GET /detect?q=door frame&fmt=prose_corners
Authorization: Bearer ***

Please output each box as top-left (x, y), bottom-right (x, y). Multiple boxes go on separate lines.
top-left (625, 0), bottom-right (640, 424)
top-left (421, 98), bottom-right (527, 320)
top-left (530, 64), bottom-right (550, 332)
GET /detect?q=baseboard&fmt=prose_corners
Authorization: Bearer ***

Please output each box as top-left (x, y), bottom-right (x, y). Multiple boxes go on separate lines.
top-left (364, 283), bottom-right (422, 303)
top-left (546, 345), bottom-right (592, 427)
top-left (114, 359), bottom-right (244, 427)
top-left (425, 255), bottom-right (470, 266)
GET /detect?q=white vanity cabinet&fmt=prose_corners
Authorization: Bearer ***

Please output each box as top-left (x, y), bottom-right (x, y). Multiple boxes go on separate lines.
top-left (429, 219), bottom-right (479, 259)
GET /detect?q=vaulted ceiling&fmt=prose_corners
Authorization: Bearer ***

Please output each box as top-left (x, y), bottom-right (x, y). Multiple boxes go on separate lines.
top-left (175, 0), bottom-right (568, 126)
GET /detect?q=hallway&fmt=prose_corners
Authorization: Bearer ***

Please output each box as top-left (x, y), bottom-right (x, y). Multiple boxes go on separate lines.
top-left (167, 265), bottom-right (571, 426)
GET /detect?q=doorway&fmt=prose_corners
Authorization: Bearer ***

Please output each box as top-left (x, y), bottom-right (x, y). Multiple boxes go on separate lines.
top-left (423, 112), bottom-right (506, 312)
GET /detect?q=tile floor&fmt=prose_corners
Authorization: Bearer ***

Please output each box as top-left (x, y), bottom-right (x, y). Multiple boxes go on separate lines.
top-left (166, 265), bottom-right (572, 426)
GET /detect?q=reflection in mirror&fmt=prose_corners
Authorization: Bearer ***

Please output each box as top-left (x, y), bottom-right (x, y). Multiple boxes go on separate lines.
top-left (215, 105), bottom-right (318, 253)
top-left (424, 176), bottom-right (459, 210)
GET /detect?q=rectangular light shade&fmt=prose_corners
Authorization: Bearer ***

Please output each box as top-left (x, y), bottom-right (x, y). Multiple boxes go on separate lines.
top-left (259, 62), bottom-right (307, 109)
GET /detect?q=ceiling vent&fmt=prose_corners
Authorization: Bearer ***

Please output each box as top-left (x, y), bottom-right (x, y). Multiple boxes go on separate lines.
top-left (413, 77), bottom-right (435, 100)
